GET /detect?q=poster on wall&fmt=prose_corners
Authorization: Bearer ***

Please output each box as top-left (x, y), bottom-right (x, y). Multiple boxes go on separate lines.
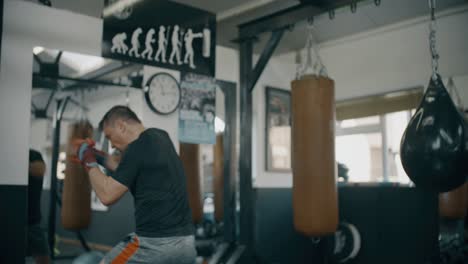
top-left (178, 72), bottom-right (216, 144)
top-left (102, 0), bottom-right (216, 77)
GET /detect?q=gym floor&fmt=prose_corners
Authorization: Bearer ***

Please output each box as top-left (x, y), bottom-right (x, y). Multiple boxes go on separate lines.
top-left (25, 242), bottom-right (107, 264)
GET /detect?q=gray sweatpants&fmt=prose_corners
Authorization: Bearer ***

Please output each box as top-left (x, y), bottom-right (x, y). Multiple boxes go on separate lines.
top-left (102, 233), bottom-right (196, 264)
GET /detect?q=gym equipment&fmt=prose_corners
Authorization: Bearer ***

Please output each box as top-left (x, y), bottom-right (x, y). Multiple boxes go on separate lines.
top-left (291, 74), bottom-right (338, 236)
top-left (400, 75), bottom-right (466, 192)
top-left (202, 27), bottom-right (211, 58)
top-left (326, 222), bottom-right (361, 263)
top-left (213, 134), bottom-right (224, 222)
top-left (439, 183), bottom-right (467, 219)
top-left (47, 97), bottom-right (92, 259)
top-left (180, 143), bottom-right (204, 224)
top-left (61, 121), bottom-right (93, 230)
top-left (400, 0), bottom-right (466, 193)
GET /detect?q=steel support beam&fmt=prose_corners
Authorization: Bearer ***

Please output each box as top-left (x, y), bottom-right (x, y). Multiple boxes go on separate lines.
top-left (48, 98), bottom-right (69, 258)
top-left (239, 38), bottom-right (254, 254)
top-left (238, 24), bottom-right (285, 260)
top-left (238, 0), bottom-right (366, 39)
top-left (219, 80), bottom-right (238, 244)
top-left (33, 73), bottom-right (140, 90)
top-left (249, 28), bottom-right (286, 92)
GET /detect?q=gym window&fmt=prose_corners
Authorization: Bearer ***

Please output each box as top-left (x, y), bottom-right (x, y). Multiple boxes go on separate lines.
top-left (335, 87), bottom-right (423, 184)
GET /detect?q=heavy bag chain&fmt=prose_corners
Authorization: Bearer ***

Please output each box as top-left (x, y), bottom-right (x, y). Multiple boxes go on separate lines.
top-left (428, 0), bottom-right (439, 81)
top-left (295, 19), bottom-right (328, 80)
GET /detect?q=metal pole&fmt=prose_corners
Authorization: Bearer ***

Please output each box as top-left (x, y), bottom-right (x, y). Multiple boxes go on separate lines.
top-left (219, 81), bottom-right (238, 243)
top-left (380, 115), bottom-right (389, 182)
top-left (239, 38), bottom-right (254, 254)
top-left (48, 98), bottom-right (69, 258)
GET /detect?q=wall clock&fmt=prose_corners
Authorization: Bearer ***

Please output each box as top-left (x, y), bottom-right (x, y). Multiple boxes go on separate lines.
top-left (144, 72), bottom-right (181, 115)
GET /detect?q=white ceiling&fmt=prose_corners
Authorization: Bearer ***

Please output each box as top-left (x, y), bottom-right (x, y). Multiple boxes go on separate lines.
top-left (35, 0), bottom-right (468, 55)
top-left (218, 0), bottom-right (468, 54)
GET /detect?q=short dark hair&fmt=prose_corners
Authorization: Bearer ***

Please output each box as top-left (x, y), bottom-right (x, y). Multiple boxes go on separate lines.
top-left (99, 105), bottom-right (141, 131)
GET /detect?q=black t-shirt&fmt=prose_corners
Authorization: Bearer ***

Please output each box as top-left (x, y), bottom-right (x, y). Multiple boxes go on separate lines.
top-left (112, 128), bottom-right (194, 237)
top-left (28, 149), bottom-right (44, 225)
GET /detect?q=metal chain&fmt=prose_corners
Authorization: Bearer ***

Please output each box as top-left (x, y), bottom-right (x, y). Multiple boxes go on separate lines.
top-left (428, 0), bottom-right (439, 81)
top-left (296, 20), bottom-right (328, 79)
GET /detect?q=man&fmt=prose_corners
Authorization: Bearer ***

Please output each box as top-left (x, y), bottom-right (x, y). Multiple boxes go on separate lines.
top-left (155, 25), bottom-right (168, 63)
top-left (183, 28), bottom-right (203, 69)
top-left (76, 105), bottom-right (196, 264)
top-left (27, 149), bottom-right (50, 264)
top-left (168, 25), bottom-right (182, 65)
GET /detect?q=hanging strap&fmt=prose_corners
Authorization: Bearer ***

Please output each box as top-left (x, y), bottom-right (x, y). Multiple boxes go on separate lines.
top-left (428, 0), bottom-right (439, 81)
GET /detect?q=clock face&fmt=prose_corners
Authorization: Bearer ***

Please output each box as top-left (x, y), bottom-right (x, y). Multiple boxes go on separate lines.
top-left (144, 73), bottom-right (181, 115)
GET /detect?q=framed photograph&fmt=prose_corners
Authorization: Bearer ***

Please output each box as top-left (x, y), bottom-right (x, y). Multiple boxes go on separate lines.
top-left (265, 87), bottom-right (291, 172)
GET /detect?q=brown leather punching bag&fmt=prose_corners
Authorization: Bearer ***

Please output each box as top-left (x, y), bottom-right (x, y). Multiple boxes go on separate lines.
top-left (61, 121), bottom-right (93, 230)
top-left (213, 135), bottom-right (224, 222)
top-left (180, 143), bottom-right (203, 224)
top-left (439, 182), bottom-right (468, 219)
top-left (291, 75), bottom-right (339, 236)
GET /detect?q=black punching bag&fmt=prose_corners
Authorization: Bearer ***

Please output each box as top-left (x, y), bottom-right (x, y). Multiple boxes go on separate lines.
top-left (400, 75), bottom-right (466, 192)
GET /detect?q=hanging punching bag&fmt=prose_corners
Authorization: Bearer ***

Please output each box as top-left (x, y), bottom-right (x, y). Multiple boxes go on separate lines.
top-left (400, 75), bottom-right (466, 193)
top-left (61, 121), bottom-right (93, 230)
top-left (180, 143), bottom-right (204, 224)
top-left (291, 75), bottom-right (338, 236)
top-left (213, 134), bottom-right (224, 222)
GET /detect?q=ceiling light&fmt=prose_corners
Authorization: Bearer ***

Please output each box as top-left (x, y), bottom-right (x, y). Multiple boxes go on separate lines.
top-left (33, 46), bottom-right (44, 55)
top-left (103, 0), bottom-right (143, 18)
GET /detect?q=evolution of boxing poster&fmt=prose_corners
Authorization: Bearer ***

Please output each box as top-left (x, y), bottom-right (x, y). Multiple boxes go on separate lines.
top-left (102, 0), bottom-right (216, 77)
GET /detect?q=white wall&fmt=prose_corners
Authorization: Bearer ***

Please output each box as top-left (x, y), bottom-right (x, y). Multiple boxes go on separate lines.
top-left (0, 0), bottom-right (102, 185)
top-left (452, 74), bottom-right (468, 109)
top-left (320, 5), bottom-right (468, 102)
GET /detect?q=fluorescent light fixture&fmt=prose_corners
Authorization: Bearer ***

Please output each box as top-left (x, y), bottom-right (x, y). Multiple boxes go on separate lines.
top-left (103, 0), bottom-right (143, 18)
top-left (33, 46), bottom-right (44, 55)
top-left (61, 51), bottom-right (107, 77)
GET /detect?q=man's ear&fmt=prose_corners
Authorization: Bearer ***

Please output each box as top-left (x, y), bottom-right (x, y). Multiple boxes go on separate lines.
top-left (116, 119), bottom-right (126, 133)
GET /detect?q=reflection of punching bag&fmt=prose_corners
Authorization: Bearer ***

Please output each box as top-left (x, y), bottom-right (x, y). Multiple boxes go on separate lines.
top-left (61, 121), bottom-right (93, 230)
top-left (400, 75), bottom-right (466, 192)
top-left (180, 143), bottom-right (203, 224)
top-left (291, 75), bottom-right (338, 236)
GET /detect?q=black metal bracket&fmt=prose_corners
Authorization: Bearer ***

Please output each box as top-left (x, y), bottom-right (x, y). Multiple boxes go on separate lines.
top-left (33, 53), bottom-right (43, 65)
top-left (218, 80), bottom-right (238, 244)
top-left (238, 0), bottom-right (366, 40)
top-left (33, 73), bottom-right (141, 90)
top-left (48, 98), bottom-right (70, 258)
top-left (248, 28), bottom-right (286, 92)
top-left (236, 23), bottom-right (286, 258)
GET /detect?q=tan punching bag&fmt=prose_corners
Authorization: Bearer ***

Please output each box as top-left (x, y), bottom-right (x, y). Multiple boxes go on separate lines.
top-left (213, 134), bottom-right (224, 222)
top-left (439, 182), bottom-right (467, 219)
top-left (61, 121), bottom-right (93, 230)
top-left (180, 143), bottom-right (203, 224)
top-left (291, 75), bottom-right (339, 236)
